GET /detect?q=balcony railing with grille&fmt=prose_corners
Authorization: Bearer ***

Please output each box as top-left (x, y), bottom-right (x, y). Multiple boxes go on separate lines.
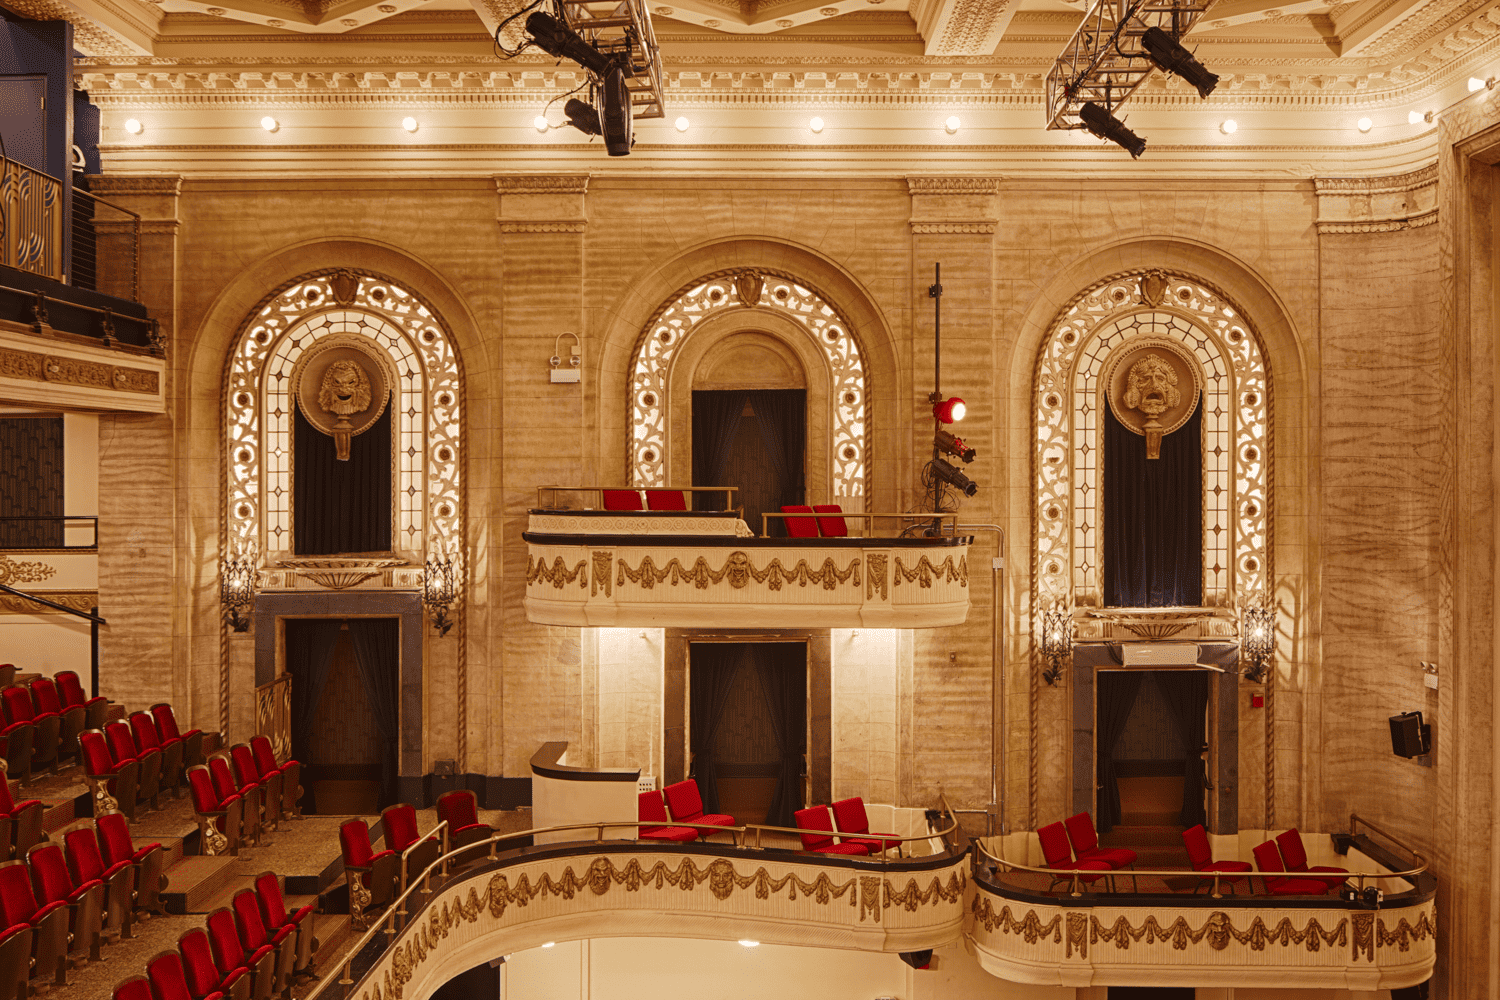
top-left (0, 159), bottom-right (63, 281)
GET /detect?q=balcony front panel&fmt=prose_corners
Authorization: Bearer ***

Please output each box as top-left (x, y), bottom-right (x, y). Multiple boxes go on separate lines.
top-left (523, 514), bottom-right (971, 629)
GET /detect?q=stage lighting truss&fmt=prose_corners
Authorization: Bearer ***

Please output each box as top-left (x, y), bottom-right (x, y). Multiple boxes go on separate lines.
top-left (1045, 0), bottom-right (1213, 134)
top-left (554, 0), bottom-right (665, 121)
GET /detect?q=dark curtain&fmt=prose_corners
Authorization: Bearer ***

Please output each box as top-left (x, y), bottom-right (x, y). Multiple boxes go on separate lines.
top-left (348, 618), bottom-right (402, 810)
top-left (688, 643), bottom-right (745, 814)
top-left (286, 619), bottom-right (343, 815)
top-left (0, 417), bottom-right (63, 548)
top-left (691, 390), bottom-right (749, 512)
top-left (1096, 671), bottom-right (1144, 833)
top-left (1103, 401), bottom-right (1202, 607)
top-left (1157, 671), bottom-right (1211, 829)
top-left (748, 389), bottom-right (807, 535)
top-left (752, 643), bottom-right (807, 828)
top-left (294, 396), bottom-right (392, 555)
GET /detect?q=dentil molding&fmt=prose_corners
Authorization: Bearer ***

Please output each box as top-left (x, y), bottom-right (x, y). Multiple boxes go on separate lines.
top-left (1313, 163), bottom-right (1438, 234)
top-left (907, 177), bottom-right (1001, 194)
top-left (909, 221), bottom-right (998, 234)
top-left (495, 175), bottom-right (591, 194)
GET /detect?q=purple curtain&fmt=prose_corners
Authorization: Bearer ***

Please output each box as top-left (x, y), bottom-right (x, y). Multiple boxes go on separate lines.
top-left (751, 643), bottom-right (807, 828)
top-left (688, 643), bottom-right (745, 815)
top-left (286, 619), bottom-right (343, 815)
top-left (1103, 401), bottom-right (1202, 607)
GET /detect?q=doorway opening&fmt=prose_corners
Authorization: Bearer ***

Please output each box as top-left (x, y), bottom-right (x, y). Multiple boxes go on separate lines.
top-left (691, 389), bottom-right (805, 536)
top-left (285, 617), bottom-right (401, 815)
top-left (688, 642), bottom-right (807, 826)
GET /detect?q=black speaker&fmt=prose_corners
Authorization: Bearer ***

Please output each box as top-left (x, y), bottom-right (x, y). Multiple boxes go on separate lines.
top-left (899, 950), bottom-right (932, 970)
top-left (1392, 981), bottom-right (1430, 1000)
top-left (1389, 712), bottom-right (1431, 758)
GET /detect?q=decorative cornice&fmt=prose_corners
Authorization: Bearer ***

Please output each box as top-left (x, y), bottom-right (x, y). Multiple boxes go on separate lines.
top-left (498, 221), bottom-right (588, 233)
top-left (907, 176), bottom-right (1000, 194)
top-left (495, 175), bottom-right (591, 194)
top-left (1312, 162), bottom-right (1436, 195)
top-left (1313, 163), bottom-right (1438, 234)
top-left (0, 591), bottom-right (98, 615)
top-left (910, 221), bottom-right (997, 234)
top-left (0, 346), bottom-right (161, 395)
top-left (87, 176), bottom-right (184, 196)
top-left (1316, 208), bottom-right (1440, 233)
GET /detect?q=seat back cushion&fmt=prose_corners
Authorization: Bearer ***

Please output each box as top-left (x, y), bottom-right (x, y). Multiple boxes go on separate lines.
top-left (1063, 812), bottom-right (1099, 855)
top-left (1037, 822), bottom-right (1073, 867)
top-left (781, 505), bottom-right (818, 538)
top-left (250, 736), bottom-right (279, 775)
top-left (1181, 824), bottom-right (1213, 871)
top-left (638, 791), bottom-right (669, 825)
top-left (188, 766), bottom-right (220, 814)
top-left (130, 713), bottom-right (162, 750)
top-left (1275, 828), bottom-right (1310, 871)
top-left (179, 929), bottom-right (224, 992)
top-left (146, 952), bottom-right (192, 1000)
top-left (644, 489), bottom-right (687, 511)
top-left (340, 820), bottom-right (374, 868)
top-left (115, 974), bottom-right (155, 1000)
top-left (437, 790), bottom-right (478, 829)
top-left (27, 845), bottom-right (74, 905)
top-left (793, 806), bottom-right (835, 851)
top-left (151, 704), bottom-right (182, 741)
top-left (56, 672), bottom-right (85, 708)
top-left (230, 744), bottom-right (259, 783)
top-left (662, 781), bottom-right (705, 822)
top-left (206, 908), bottom-right (247, 968)
top-left (1252, 840), bottom-right (1286, 873)
top-left (208, 757), bottom-right (239, 799)
top-left (0, 864), bottom-right (36, 924)
top-left (254, 872), bottom-right (287, 927)
top-left (232, 889), bottom-right (269, 949)
top-left (0, 688), bottom-right (31, 724)
top-left (812, 504), bottom-right (848, 537)
top-left (64, 828), bottom-right (106, 884)
top-left (106, 722), bottom-right (139, 762)
top-left (29, 680), bottom-right (60, 715)
top-left (382, 804), bottom-right (420, 852)
top-left (602, 490), bottom-right (643, 511)
top-left (81, 730), bottom-right (114, 773)
top-left (830, 797), bottom-right (869, 835)
top-left (96, 812), bottom-right (136, 867)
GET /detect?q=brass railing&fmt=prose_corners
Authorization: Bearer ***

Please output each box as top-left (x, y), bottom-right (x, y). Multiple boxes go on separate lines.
top-left (535, 485), bottom-right (739, 510)
top-left (760, 511), bottom-right (965, 538)
top-left (0, 159), bottom-right (62, 281)
top-left (254, 674), bottom-right (292, 761)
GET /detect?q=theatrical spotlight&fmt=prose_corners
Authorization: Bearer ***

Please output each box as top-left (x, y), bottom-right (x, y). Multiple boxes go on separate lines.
top-left (564, 98), bottom-right (602, 135)
top-left (1140, 26), bottom-right (1218, 99)
top-left (1079, 102), bottom-right (1146, 158)
top-left (928, 457), bottom-right (979, 498)
top-left (934, 427), bottom-right (976, 463)
top-left (600, 64), bottom-right (634, 157)
top-left (526, 11), bottom-right (618, 76)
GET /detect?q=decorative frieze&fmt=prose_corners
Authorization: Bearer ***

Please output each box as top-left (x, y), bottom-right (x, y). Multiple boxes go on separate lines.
top-left (0, 555), bottom-right (58, 587)
top-left (0, 345), bottom-right (160, 395)
top-left (87, 176), bottom-right (184, 197)
top-left (1313, 164), bottom-right (1438, 234)
top-left (495, 175), bottom-right (590, 195)
top-left (0, 591), bottom-right (97, 615)
top-left (906, 177), bottom-right (1000, 195)
top-left (910, 221), bottom-right (997, 234)
top-left (498, 221), bottom-right (588, 233)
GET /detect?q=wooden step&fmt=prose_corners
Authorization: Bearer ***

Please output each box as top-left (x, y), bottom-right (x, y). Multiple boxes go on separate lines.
top-left (161, 854), bottom-right (238, 913)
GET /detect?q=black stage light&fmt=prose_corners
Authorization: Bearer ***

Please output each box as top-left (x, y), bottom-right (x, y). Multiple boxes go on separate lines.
top-left (564, 98), bottom-right (602, 135)
top-left (600, 64), bottom-right (633, 156)
top-left (526, 11), bottom-right (616, 76)
top-left (929, 458), bottom-right (978, 498)
top-left (1079, 102), bottom-right (1146, 158)
top-left (1140, 26), bottom-right (1219, 99)
top-left (935, 427), bottom-right (976, 463)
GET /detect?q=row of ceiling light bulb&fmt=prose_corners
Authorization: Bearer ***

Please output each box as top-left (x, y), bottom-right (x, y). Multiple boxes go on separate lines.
top-left (122, 116), bottom-right (422, 134)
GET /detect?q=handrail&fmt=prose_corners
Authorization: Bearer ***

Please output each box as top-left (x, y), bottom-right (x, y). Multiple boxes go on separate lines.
top-left (536, 485), bottom-right (739, 509)
top-left (759, 511), bottom-right (966, 537)
top-left (0, 582), bottom-right (105, 624)
top-left (973, 838), bottom-right (1427, 900)
top-left (315, 812), bottom-right (961, 997)
top-left (393, 819), bottom-right (448, 930)
top-left (1349, 813), bottom-right (1427, 866)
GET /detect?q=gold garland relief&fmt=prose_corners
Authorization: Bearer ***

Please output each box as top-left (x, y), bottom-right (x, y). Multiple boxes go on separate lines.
top-left (0, 555), bottom-right (57, 587)
top-left (866, 553), bottom-right (888, 600)
top-left (617, 551), bottom-right (860, 593)
top-left (527, 555), bottom-right (588, 590)
top-left (0, 590), bottom-right (94, 614)
top-left (893, 555), bottom-right (968, 589)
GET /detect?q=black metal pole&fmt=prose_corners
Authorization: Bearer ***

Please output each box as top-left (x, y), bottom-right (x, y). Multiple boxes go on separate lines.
top-left (929, 262), bottom-right (943, 516)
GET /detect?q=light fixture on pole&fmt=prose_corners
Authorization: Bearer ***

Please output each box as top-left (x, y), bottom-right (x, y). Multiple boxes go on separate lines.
top-left (1040, 603), bottom-right (1071, 685)
top-left (221, 552), bottom-right (257, 633)
top-left (424, 555), bottom-right (457, 637)
top-left (932, 396), bottom-right (966, 424)
top-left (1079, 102), bottom-right (1146, 158)
top-left (1241, 601), bottom-right (1273, 683)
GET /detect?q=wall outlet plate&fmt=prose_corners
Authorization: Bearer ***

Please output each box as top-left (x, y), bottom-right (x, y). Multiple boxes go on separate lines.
top-left (637, 776), bottom-right (656, 794)
top-left (434, 759), bottom-right (456, 776)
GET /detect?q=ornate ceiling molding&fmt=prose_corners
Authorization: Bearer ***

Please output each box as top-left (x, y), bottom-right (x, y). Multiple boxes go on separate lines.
top-left (907, 176), bottom-right (999, 193)
top-left (495, 175), bottom-right (591, 194)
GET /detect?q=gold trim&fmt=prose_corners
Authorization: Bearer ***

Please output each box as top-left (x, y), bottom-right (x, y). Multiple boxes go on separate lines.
top-left (0, 555), bottom-right (58, 587)
top-left (590, 551), bottom-right (613, 598)
top-left (892, 554), bottom-right (967, 588)
top-left (0, 590), bottom-right (96, 615)
top-left (866, 552), bottom-right (888, 600)
top-left (528, 555), bottom-right (588, 590)
top-left (616, 552), bottom-right (861, 592)
top-left (0, 347), bottom-right (160, 395)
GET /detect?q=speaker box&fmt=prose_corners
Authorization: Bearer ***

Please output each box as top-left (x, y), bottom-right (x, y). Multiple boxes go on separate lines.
top-left (1389, 712), bottom-right (1430, 758)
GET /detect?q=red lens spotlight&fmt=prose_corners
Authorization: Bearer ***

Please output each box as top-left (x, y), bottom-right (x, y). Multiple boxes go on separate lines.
top-left (932, 396), bottom-right (966, 424)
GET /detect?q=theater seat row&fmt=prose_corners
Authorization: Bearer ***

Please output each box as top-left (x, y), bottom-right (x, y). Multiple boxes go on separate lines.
top-left (0, 670), bottom-right (108, 783)
top-left (793, 798), bottom-right (900, 856)
top-left (81, 704), bottom-right (204, 821)
top-left (188, 736), bottom-right (303, 858)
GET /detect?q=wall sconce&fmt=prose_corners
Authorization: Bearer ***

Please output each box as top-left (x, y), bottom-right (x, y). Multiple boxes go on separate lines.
top-left (1040, 603), bottom-right (1071, 686)
top-left (221, 553), bottom-right (256, 633)
top-left (1241, 601), bottom-right (1273, 683)
top-left (424, 555), bottom-right (457, 636)
top-left (550, 332), bottom-right (582, 383)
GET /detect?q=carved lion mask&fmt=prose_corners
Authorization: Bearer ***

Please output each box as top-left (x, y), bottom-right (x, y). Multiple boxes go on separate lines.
top-left (317, 359), bottom-right (372, 417)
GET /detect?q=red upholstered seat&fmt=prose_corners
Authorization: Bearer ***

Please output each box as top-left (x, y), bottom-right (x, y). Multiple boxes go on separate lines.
top-left (250, 736), bottom-right (301, 821)
top-left (1181, 824), bottom-right (1251, 893)
top-left (234, 889), bottom-right (295, 994)
top-left (812, 504), bottom-right (849, 538)
top-left (0, 923), bottom-right (28, 1000)
top-left (338, 820), bottom-right (398, 888)
top-left (114, 975), bottom-right (161, 1000)
top-left (63, 827), bottom-right (134, 936)
top-left (56, 671), bottom-right (105, 714)
top-left (0, 717), bottom-right (34, 788)
top-left (381, 803), bottom-right (423, 853)
top-left (82, 728), bottom-right (144, 820)
top-left (97, 810), bottom-right (165, 869)
top-left (794, 806), bottom-right (869, 855)
top-left (109, 720), bottom-right (164, 812)
top-left (148, 950), bottom-right (225, 1000)
top-left (188, 764), bottom-right (243, 857)
top-left (662, 780), bottom-right (734, 832)
top-left (830, 797), bottom-right (900, 854)
top-left (602, 490), bottom-right (643, 511)
top-left (638, 791), bottom-right (697, 842)
top-left (1252, 840), bottom-right (1332, 895)
top-left (231, 743), bottom-right (281, 829)
top-left (644, 489), bottom-right (688, 511)
top-left (436, 790), bottom-right (493, 849)
top-left (1037, 821), bottom-right (1112, 888)
top-left (150, 704), bottom-right (205, 772)
top-left (0, 771), bottom-right (44, 860)
top-left (253, 871), bottom-right (315, 978)
top-left (780, 505), bottom-right (818, 538)
top-left (206, 907), bottom-right (276, 994)
top-left (178, 926), bottom-right (248, 1000)
top-left (2, 686), bottom-right (57, 773)
top-left (1063, 812), bottom-right (1137, 869)
top-left (27, 843), bottom-right (106, 963)
top-left (30, 680), bottom-right (82, 762)
top-left (0, 858), bottom-right (68, 929)
top-left (1274, 828), bottom-right (1349, 887)
top-left (132, 711), bottom-right (185, 799)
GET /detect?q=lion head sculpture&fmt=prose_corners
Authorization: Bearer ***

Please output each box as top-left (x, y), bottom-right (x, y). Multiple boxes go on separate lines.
top-left (317, 359), bottom-right (372, 417)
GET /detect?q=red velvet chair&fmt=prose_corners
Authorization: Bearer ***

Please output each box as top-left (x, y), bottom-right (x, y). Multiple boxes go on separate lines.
top-left (178, 926), bottom-right (249, 1000)
top-left (812, 504), bottom-right (849, 537)
top-left (57, 671), bottom-right (107, 733)
top-left (230, 744), bottom-right (281, 831)
top-left (638, 791), bottom-right (697, 842)
top-left (147, 950), bottom-right (225, 1000)
top-left (107, 720), bottom-right (163, 813)
top-left (0, 924), bottom-right (29, 1000)
top-left (63, 825), bottom-right (135, 942)
top-left (0, 773), bottom-right (44, 861)
top-left (233, 889), bottom-right (295, 996)
top-left (1181, 823), bottom-right (1252, 894)
top-left (206, 907), bottom-right (276, 1000)
top-left (96, 811), bottom-right (168, 916)
top-left (601, 490), bottom-right (643, 511)
top-left (1, 686), bottom-right (57, 776)
top-left (29, 678), bottom-right (83, 763)
top-left (338, 820), bottom-right (399, 930)
top-left (150, 704), bottom-right (205, 771)
top-left (27, 842), bottom-right (105, 964)
top-left (114, 974), bottom-right (158, 1000)
top-left (1037, 821), bottom-right (1113, 892)
top-left (253, 871), bottom-right (316, 980)
top-left (81, 729), bottom-right (142, 821)
top-left (1064, 811), bottom-right (1138, 888)
top-left (644, 489), bottom-right (687, 511)
top-left (380, 803), bottom-right (440, 893)
top-left (0, 859), bottom-right (70, 986)
top-left (0, 667), bottom-right (12, 689)
top-left (1274, 828), bottom-right (1349, 887)
top-left (0, 713), bottom-right (34, 788)
top-left (830, 797), bottom-right (901, 855)
top-left (662, 780), bottom-right (735, 837)
top-left (1252, 840), bottom-right (1332, 896)
top-left (187, 765), bottom-right (242, 858)
top-left (208, 756), bottom-right (261, 848)
top-left (435, 790), bottom-right (493, 857)
top-left (780, 504), bottom-right (818, 538)
top-left (793, 806), bottom-right (868, 855)
top-left (131, 711), bottom-right (184, 800)
top-left (249, 736), bottom-right (301, 820)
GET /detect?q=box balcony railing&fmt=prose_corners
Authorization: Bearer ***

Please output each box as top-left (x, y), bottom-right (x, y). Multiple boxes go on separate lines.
top-left (0, 159), bottom-right (63, 281)
top-left (70, 185), bottom-right (141, 301)
top-left (0, 515), bottom-right (98, 550)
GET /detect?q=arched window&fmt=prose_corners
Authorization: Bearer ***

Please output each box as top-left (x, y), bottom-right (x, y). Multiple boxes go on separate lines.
top-left (1033, 270), bottom-right (1269, 610)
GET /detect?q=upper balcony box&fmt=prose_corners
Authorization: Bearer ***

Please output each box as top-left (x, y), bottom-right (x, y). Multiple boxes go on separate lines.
top-left (523, 488), bottom-right (973, 629)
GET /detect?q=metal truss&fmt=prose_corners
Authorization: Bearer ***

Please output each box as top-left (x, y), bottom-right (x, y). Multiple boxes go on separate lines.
top-left (558, 0), bottom-right (665, 119)
top-left (1045, 0), bottom-right (1212, 131)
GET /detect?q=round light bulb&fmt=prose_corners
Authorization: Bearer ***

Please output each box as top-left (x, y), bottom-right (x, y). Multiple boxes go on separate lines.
top-left (1470, 77), bottom-right (1487, 93)
top-left (401, 117), bottom-right (418, 132)
top-left (944, 115), bottom-right (960, 134)
top-left (260, 116), bottom-right (278, 132)
top-left (1219, 119), bottom-right (1237, 134)
top-left (809, 116), bottom-right (824, 133)
top-left (541, 942), bottom-right (555, 949)
top-left (1408, 110), bottom-right (1424, 124)
top-left (534, 115), bottom-right (549, 132)
top-left (1356, 117), bottom-right (1373, 132)
top-left (738, 940), bottom-right (760, 948)
top-left (123, 119), bottom-right (143, 135)
top-left (675, 116), bottom-right (689, 132)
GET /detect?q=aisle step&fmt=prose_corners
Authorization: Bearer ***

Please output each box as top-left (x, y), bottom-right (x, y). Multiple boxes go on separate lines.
top-left (161, 855), bottom-right (238, 913)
